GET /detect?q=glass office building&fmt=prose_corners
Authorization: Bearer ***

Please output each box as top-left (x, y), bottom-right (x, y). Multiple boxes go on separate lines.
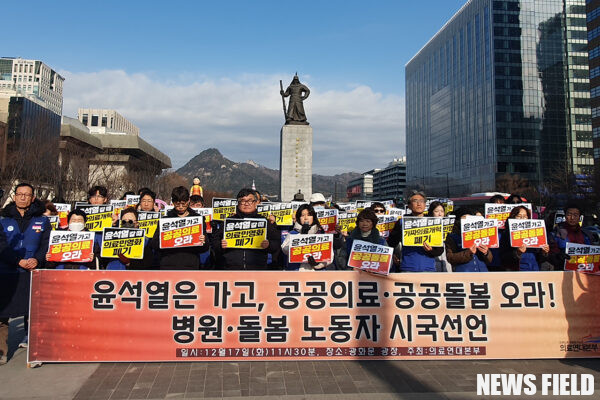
top-left (588, 0), bottom-right (600, 190)
top-left (406, 0), bottom-right (593, 196)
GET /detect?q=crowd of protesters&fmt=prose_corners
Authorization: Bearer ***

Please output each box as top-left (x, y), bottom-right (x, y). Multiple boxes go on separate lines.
top-left (0, 180), bottom-right (593, 364)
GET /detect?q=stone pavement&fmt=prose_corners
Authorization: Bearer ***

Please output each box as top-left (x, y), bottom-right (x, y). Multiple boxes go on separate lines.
top-left (2, 317), bottom-right (600, 399)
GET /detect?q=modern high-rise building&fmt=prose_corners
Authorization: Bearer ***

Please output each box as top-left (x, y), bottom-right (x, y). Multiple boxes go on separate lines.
top-left (0, 57), bottom-right (64, 115)
top-left (406, 0), bottom-right (594, 197)
top-left (372, 157), bottom-right (407, 202)
top-left (587, 0), bottom-right (600, 190)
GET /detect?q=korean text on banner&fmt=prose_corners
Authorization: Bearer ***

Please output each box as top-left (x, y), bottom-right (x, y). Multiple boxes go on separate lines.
top-left (76, 204), bottom-right (114, 232)
top-left (461, 218), bottom-right (499, 248)
top-left (347, 240), bottom-right (393, 275)
top-left (485, 203), bottom-right (533, 229)
top-left (565, 243), bottom-right (600, 274)
top-left (338, 213), bottom-right (357, 233)
top-left (402, 217), bottom-right (444, 247)
top-left (101, 228), bottom-right (145, 259)
top-left (47, 231), bottom-right (94, 263)
top-left (110, 200), bottom-right (127, 219)
top-left (316, 209), bottom-right (338, 233)
top-left (29, 270), bottom-right (600, 363)
top-left (137, 211), bottom-right (161, 238)
top-left (257, 203), bottom-right (294, 226)
top-left (212, 198), bottom-right (238, 221)
top-left (48, 215), bottom-right (60, 230)
top-left (126, 194), bottom-right (140, 207)
top-left (288, 234), bottom-right (333, 264)
top-left (442, 216), bottom-right (455, 240)
top-left (159, 216), bottom-right (204, 249)
top-left (54, 203), bottom-right (71, 228)
top-left (376, 216), bottom-right (397, 238)
top-left (388, 208), bottom-right (405, 220)
top-left (224, 218), bottom-right (267, 249)
top-left (192, 208), bottom-right (214, 233)
top-left (508, 219), bottom-right (547, 248)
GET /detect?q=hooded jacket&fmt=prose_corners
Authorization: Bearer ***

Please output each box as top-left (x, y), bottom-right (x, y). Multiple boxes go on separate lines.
top-left (0, 199), bottom-right (51, 271)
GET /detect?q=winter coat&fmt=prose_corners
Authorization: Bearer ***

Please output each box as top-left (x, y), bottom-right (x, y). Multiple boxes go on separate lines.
top-left (387, 216), bottom-right (444, 272)
top-left (445, 233), bottom-right (492, 272)
top-left (281, 222), bottom-right (343, 271)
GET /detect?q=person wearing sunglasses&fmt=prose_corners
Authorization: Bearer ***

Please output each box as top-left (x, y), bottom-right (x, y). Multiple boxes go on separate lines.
top-left (369, 202), bottom-right (387, 216)
top-left (213, 188), bottom-right (281, 270)
top-left (104, 207), bottom-right (155, 270)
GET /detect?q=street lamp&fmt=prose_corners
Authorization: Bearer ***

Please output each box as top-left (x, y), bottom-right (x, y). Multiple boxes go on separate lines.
top-left (435, 172), bottom-right (449, 198)
top-left (520, 148), bottom-right (542, 207)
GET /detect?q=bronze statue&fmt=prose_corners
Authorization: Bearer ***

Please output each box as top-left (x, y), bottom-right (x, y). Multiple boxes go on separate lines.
top-left (280, 74), bottom-right (310, 125)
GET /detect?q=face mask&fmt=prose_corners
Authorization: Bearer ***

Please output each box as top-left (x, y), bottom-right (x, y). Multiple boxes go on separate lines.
top-left (69, 222), bottom-right (85, 232)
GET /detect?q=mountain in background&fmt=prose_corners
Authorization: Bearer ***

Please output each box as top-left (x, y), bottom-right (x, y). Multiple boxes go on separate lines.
top-left (176, 148), bottom-right (360, 200)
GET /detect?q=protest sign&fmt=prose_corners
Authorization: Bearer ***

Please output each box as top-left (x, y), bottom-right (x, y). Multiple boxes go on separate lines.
top-left (564, 243), bottom-right (600, 274)
top-left (442, 216), bottom-right (455, 240)
top-left (257, 203), bottom-right (294, 226)
top-left (159, 216), bottom-right (204, 249)
top-left (48, 215), bottom-right (59, 230)
top-left (376, 215), bottom-right (397, 238)
top-left (461, 218), bottom-right (499, 248)
top-left (288, 234), bottom-right (333, 264)
top-left (485, 203), bottom-right (533, 229)
top-left (47, 231), bottom-right (95, 263)
top-left (224, 218), bottom-right (267, 249)
top-left (338, 212), bottom-right (357, 233)
top-left (126, 194), bottom-right (140, 207)
top-left (387, 208), bottom-right (405, 220)
top-left (291, 201), bottom-right (308, 211)
top-left (507, 219), bottom-right (548, 248)
top-left (355, 200), bottom-right (371, 212)
top-left (402, 217), bottom-right (444, 247)
top-left (212, 198), bottom-right (238, 221)
top-left (54, 203), bottom-right (71, 228)
top-left (381, 200), bottom-right (395, 209)
top-left (192, 208), bottom-right (214, 233)
top-left (316, 209), bottom-right (338, 233)
top-left (110, 200), bottom-right (127, 219)
top-left (101, 228), bottom-right (145, 259)
top-left (137, 211), bottom-right (161, 238)
top-left (76, 204), bottom-right (114, 232)
top-left (348, 240), bottom-right (393, 275)
top-left (338, 203), bottom-right (357, 213)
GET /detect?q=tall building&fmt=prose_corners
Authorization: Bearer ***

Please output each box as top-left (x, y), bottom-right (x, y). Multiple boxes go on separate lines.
top-left (588, 0), bottom-right (600, 191)
top-left (346, 170), bottom-right (376, 200)
top-left (405, 0), bottom-right (593, 197)
top-left (372, 157), bottom-right (407, 202)
top-left (0, 57), bottom-right (64, 115)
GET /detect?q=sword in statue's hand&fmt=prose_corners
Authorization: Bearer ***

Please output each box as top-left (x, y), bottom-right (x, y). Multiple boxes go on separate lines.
top-left (279, 80), bottom-right (287, 122)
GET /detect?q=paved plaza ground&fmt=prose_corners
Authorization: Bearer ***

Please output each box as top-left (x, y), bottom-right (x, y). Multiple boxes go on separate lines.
top-left (2, 317), bottom-right (600, 400)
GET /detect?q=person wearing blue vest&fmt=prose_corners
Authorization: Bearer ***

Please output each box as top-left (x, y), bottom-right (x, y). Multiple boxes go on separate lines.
top-left (387, 190), bottom-right (444, 272)
top-left (445, 207), bottom-right (492, 272)
top-left (0, 183), bottom-right (51, 357)
top-left (499, 206), bottom-right (549, 271)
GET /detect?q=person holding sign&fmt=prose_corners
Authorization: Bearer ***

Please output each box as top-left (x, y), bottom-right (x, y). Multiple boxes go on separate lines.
top-left (345, 209), bottom-right (387, 263)
top-left (213, 188), bottom-right (281, 270)
top-left (137, 189), bottom-right (158, 212)
top-left (499, 206), bottom-right (549, 271)
top-left (150, 187), bottom-right (208, 269)
top-left (104, 208), bottom-right (155, 270)
top-left (281, 204), bottom-right (343, 270)
top-left (428, 201), bottom-right (450, 272)
top-left (445, 207), bottom-right (492, 272)
top-left (45, 209), bottom-right (97, 270)
top-left (551, 203), bottom-right (591, 253)
top-left (387, 191), bottom-right (444, 272)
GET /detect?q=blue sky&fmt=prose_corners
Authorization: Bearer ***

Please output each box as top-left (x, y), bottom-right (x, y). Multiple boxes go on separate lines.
top-left (4, 0), bottom-right (466, 174)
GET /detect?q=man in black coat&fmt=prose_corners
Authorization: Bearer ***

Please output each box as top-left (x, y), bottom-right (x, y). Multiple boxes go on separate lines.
top-left (212, 188), bottom-right (281, 270)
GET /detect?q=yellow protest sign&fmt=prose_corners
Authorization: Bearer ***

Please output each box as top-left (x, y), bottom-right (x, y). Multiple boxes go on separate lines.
top-left (212, 198), bottom-right (238, 221)
top-left (257, 203), bottom-right (294, 225)
top-left (76, 204), bottom-right (114, 232)
top-left (137, 211), bottom-right (161, 238)
top-left (402, 217), bottom-right (444, 247)
top-left (101, 227), bottom-right (145, 259)
top-left (338, 212), bottom-right (357, 233)
top-left (224, 218), bottom-right (267, 249)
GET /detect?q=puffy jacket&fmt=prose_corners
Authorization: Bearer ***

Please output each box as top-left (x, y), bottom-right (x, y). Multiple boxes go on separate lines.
top-left (212, 211), bottom-right (281, 270)
top-left (282, 223), bottom-right (343, 271)
top-left (387, 216), bottom-right (444, 272)
top-left (499, 230), bottom-right (547, 271)
top-left (0, 200), bottom-right (51, 271)
top-left (445, 233), bottom-right (492, 272)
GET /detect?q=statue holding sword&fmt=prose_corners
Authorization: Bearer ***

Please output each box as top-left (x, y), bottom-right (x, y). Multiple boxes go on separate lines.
top-left (280, 73), bottom-right (310, 125)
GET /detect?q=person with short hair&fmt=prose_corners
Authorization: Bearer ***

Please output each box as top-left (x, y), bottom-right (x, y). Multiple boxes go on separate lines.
top-left (1, 183), bottom-right (51, 352)
top-left (550, 203), bottom-right (591, 269)
top-left (369, 202), bottom-right (387, 216)
top-left (45, 209), bottom-right (96, 270)
top-left (345, 209), bottom-right (387, 263)
top-left (387, 190), bottom-right (444, 272)
top-left (88, 185), bottom-right (108, 205)
top-left (137, 189), bottom-right (157, 212)
top-left (213, 188), bottom-right (281, 270)
top-left (489, 194), bottom-right (506, 204)
top-left (150, 187), bottom-right (208, 270)
top-left (428, 201), bottom-right (450, 272)
top-left (189, 195), bottom-right (204, 208)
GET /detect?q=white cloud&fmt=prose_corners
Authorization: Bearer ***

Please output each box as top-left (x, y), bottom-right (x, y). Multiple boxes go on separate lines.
top-left (61, 70), bottom-right (405, 175)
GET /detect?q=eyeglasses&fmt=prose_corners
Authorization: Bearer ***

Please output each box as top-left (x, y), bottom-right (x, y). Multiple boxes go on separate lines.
top-left (373, 209), bottom-right (385, 213)
top-left (15, 192), bottom-right (33, 198)
top-left (239, 200), bottom-right (256, 205)
top-left (410, 199), bottom-right (425, 204)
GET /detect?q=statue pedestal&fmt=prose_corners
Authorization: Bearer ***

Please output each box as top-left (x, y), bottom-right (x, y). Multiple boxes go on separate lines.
top-left (279, 124), bottom-right (313, 202)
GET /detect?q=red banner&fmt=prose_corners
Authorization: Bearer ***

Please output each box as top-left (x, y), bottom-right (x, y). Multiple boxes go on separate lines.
top-left (461, 218), bottom-right (499, 248)
top-left (29, 271), bottom-right (600, 363)
top-left (347, 240), bottom-right (393, 275)
top-left (288, 234), bottom-right (333, 263)
top-left (508, 219), bottom-right (547, 248)
top-left (47, 231), bottom-right (95, 263)
top-left (159, 216), bottom-right (204, 249)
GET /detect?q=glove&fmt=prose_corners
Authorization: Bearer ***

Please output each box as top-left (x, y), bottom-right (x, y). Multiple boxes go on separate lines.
top-left (307, 255), bottom-right (318, 267)
top-left (301, 224), bottom-right (311, 234)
